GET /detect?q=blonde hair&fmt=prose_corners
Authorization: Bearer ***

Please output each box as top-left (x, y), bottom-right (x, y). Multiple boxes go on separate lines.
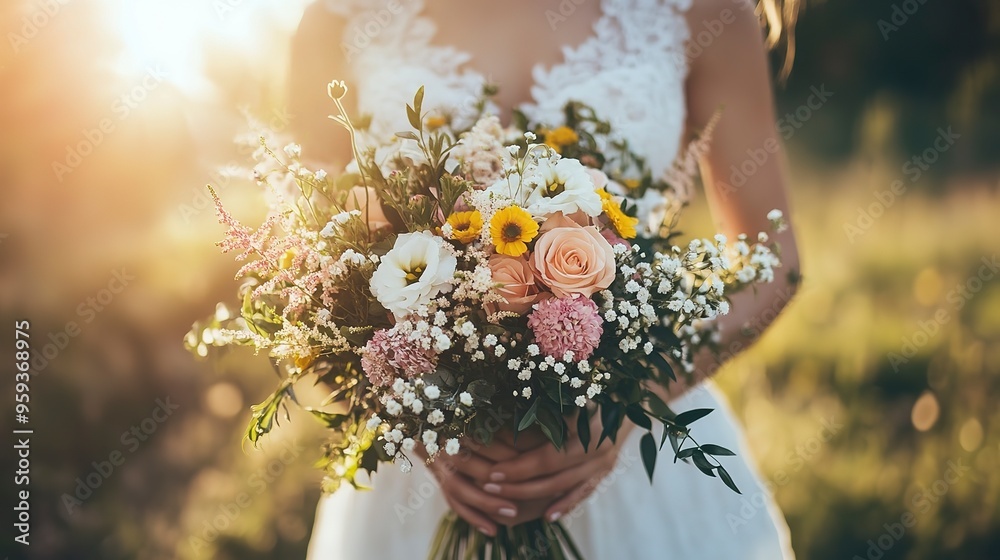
top-left (757, 0), bottom-right (802, 80)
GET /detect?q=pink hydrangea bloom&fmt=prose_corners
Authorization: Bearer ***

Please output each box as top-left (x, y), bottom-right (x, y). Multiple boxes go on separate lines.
top-left (361, 329), bottom-right (438, 386)
top-left (527, 296), bottom-right (604, 360)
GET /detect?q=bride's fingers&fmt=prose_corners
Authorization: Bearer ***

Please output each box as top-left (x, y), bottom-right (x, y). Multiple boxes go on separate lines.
top-left (487, 440), bottom-right (593, 482)
top-left (435, 471), bottom-right (521, 523)
top-left (481, 461), bottom-right (593, 500)
top-left (465, 438), bottom-right (521, 462)
top-left (443, 450), bottom-right (495, 482)
top-left (494, 428), bottom-right (549, 450)
top-left (543, 466), bottom-right (613, 523)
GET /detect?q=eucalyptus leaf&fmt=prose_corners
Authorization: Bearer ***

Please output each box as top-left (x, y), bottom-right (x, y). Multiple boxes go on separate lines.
top-left (625, 404), bottom-right (652, 431)
top-left (304, 408), bottom-right (350, 429)
top-left (700, 444), bottom-right (736, 457)
top-left (718, 465), bottom-right (741, 494)
top-left (517, 399), bottom-right (539, 432)
top-left (692, 450), bottom-right (716, 475)
top-left (674, 407), bottom-right (713, 426)
top-left (577, 406), bottom-right (591, 452)
top-left (640, 432), bottom-right (657, 482)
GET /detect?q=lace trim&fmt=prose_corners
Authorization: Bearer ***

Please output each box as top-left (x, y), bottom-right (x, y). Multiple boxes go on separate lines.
top-left (324, 0), bottom-right (694, 175)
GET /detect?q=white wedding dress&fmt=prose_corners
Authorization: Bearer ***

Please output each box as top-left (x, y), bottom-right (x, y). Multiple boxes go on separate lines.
top-left (307, 0), bottom-right (796, 558)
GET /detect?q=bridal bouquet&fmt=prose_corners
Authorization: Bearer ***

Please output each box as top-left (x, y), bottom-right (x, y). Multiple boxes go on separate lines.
top-left (187, 82), bottom-right (784, 559)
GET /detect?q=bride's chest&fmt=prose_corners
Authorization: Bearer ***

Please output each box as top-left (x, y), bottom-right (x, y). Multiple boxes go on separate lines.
top-left (418, 1), bottom-right (605, 116)
top-left (342, 0), bottom-right (693, 174)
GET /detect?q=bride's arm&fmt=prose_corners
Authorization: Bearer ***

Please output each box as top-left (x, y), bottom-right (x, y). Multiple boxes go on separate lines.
top-left (669, 0), bottom-right (801, 397)
top-left (483, 0), bottom-right (801, 521)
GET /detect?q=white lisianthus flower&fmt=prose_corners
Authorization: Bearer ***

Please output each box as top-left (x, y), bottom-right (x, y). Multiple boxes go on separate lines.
top-left (523, 158), bottom-right (602, 217)
top-left (370, 231), bottom-right (458, 320)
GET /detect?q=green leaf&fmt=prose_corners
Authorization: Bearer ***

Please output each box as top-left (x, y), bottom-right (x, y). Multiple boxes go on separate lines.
top-left (640, 432), bottom-right (657, 483)
top-left (664, 428), bottom-right (679, 454)
top-left (466, 379), bottom-right (495, 404)
top-left (577, 407), bottom-right (591, 452)
top-left (304, 408), bottom-right (350, 429)
top-left (597, 402), bottom-right (623, 448)
top-left (536, 405), bottom-right (565, 449)
top-left (692, 450), bottom-right (716, 477)
top-left (647, 348), bottom-right (676, 382)
top-left (646, 391), bottom-right (674, 420)
top-left (675, 447), bottom-right (697, 460)
top-left (395, 131), bottom-right (419, 141)
top-left (674, 407), bottom-right (713, 426)
top-left (413, 86), bottom-right (424, 116)
top-left (718, 465), bottom-right (741, 494)
top-left (335, 172), bottom-right (361, 193)
top-left (517, 399), bottom-right (539, 432)
top-left (244, 382), bottom-right (291, 445)
top-left (406, 105), bottom-right (421, 131)
top-left (625, 404), bottom-right (652, 431)
top-left (700, 444), bottom-right (736, 457)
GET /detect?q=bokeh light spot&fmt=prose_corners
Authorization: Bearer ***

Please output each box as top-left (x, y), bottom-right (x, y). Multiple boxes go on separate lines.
top-left (911, 391), bottom-right (940, 432)
top-left (959, 417), bottom-right (984, 451)
top-left (913, 267), bottom-right (943, 306)
top-left (204, 382), bottom-right (244, 418)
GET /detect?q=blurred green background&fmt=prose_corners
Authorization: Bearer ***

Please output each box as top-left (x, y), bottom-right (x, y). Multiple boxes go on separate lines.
top-left (0, 0), bottom-right (998, 559)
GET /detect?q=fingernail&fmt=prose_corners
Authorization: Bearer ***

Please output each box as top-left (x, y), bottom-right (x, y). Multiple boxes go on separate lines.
top-left (478, 526), bottom-right (495, 537)
top-left (489, 472), bottom-right (505, 482)
top-left (498, 507), bottom-right (517, 518)
top-left (483, 483), bottom-right (502, 494)
top-left (548, 511), bottom-right (562, 522)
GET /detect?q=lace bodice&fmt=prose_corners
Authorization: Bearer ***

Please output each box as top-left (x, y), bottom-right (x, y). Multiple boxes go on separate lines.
top-left (325, 0), bottom-right (693, 177)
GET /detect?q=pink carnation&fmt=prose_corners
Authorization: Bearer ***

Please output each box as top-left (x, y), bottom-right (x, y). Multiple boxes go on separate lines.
top-left (527, 296), bottom-right (604, 360)
top-left (361, 329), bottom-right (438, 386)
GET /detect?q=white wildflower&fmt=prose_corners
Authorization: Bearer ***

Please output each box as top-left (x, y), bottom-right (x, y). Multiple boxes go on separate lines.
top-left (427, 409), bottom-right (445, 425)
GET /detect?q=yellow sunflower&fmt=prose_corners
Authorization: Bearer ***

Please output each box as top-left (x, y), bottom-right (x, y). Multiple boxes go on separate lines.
top-left (544, 126), bottom-right (580, 154)
top-left (490, 206), bottom-right (539, 257)
top-left (446, 210), bottom-right (483, 244)
top-left (598, 189), bottom-right (639, 239)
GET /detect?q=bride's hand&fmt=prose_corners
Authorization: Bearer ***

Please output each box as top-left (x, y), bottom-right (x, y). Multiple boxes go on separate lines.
top-left (422, 432), bottom-right (545, 536)
top-left (481, 412), bottom-right (635, 523)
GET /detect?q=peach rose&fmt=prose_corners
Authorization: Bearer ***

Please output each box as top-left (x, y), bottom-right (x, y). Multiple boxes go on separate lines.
top-left (488, 255), bottom-right (545, 314)
top-left (531, 218), bottom-right (616, 298)
top-left (345, 186), bottom-right (392, 231)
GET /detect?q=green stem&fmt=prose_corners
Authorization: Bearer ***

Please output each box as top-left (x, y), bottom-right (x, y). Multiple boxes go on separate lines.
top-left (429, 512), bottom-right (581, 560)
